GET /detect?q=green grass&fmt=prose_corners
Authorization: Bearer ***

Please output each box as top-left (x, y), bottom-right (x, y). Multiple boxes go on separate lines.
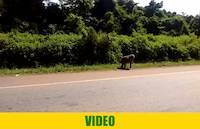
top-left (1, 60), bottom-right (200, 76)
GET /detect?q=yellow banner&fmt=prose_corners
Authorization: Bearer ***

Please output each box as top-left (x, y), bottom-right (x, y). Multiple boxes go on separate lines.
top-left (1, 113), bottom-right (200, 129)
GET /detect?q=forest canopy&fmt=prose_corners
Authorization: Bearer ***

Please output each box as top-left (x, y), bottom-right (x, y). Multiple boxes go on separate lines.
top-left (0, 0), bottom-right (200, 36)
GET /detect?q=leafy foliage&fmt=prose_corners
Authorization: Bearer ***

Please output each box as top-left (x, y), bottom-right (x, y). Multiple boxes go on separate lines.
top-left (0, 0), bottom-right (199, 36)
top-left (1, 32), bottom-right (200, 67)
top-left (1, 0), bottom-right (200, 68)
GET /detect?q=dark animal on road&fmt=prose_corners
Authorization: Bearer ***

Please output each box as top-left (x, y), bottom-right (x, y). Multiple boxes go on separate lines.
top-left (120, 54), bottom-right (135, 69)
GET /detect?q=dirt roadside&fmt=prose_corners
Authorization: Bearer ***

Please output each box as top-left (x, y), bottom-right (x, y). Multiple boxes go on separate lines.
top-left (0, 65), bottom-right (200, 88)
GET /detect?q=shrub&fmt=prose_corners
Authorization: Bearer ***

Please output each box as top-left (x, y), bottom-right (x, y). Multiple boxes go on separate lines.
top-left (114, 34), bottom-right (154, 62)
top-left (188, 42), bottom-right (200, 59)
top-left (1, 32), bottom-right (200, 68)
top-left (96, 33), bottom-right (121, 63)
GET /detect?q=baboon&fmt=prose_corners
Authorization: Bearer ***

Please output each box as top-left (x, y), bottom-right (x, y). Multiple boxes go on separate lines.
top-left (120, 54), bottom-right (135, 69)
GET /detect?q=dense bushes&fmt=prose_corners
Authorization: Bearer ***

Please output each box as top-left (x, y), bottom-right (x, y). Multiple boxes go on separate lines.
top-left (0, 32), bottom-right (200, 68)
top-left (114, 34), bottom-right (200, 62)
top-left (0, 33), bottom-right (82, 67)
top-left (0, 32), bottom-right (121, 67)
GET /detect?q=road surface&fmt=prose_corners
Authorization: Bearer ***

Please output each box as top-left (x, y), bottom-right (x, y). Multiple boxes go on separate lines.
top-left (1, 65), bottom-right (200, 112)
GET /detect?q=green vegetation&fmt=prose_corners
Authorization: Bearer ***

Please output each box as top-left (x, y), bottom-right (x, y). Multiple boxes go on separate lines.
top-left (1, 32), bottom-right (200, 68)
top-left (1, 0), bottom-right (200, 36)
top-left (1, 0), bottom-right (200, 73)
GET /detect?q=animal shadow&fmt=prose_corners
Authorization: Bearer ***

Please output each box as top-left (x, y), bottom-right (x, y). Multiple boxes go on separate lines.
top-left (117, 67), bottom-right (133, 70)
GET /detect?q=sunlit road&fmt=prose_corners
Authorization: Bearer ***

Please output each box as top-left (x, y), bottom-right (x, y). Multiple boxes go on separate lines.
top-left (1, 66), bottom-right (200, 112)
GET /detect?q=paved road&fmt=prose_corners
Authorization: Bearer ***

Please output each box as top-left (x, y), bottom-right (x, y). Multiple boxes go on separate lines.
top-left (1, 66), bottom-right (200, 112)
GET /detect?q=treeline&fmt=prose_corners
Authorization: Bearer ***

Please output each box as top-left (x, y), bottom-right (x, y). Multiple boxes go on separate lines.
top-left (0, 0), bottom-right (200, 36)
top-left (1, 31), bottom-right (200, 67)
top-left (1, 0), bottom-right (200, 68)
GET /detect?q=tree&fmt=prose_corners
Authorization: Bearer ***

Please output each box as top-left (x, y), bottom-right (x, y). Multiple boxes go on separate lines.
top-left (61, 0), bottom-right (94, 18)
top-left (117, 0), bottom-right (138, 13)
top-left (125, 0), bottom-right (137, 13)
top-left (161, 16), bottom-right (190, 36)
top-left (2, 0), bottom-right (44, 21)
top-left (144, 16), bottom-right (160, 35)
top-left (120, 15), bottom-right (137, 35)
top-left (99, 11), bottom-right (120, 33)
top-left (0, 0), bottom-right (3, 17)
top-left (80, 27), bottom-right (98, 64)
top-left (0, 0), bottom-right (3, 9)
top-left (190, 15), bottom-right (200, 37)
top-left (0, 0), bottom-right (45, 32)
top-left (93, 0), bottom-right (116, 19)
top-left (145, 0), bottom-right (163, 17)
top-left (63, 13), bottom-right (86, 34)
top-left (45, 2), bottom-right (64, 24)
top-left (0, 0), bottom-right (195, 36)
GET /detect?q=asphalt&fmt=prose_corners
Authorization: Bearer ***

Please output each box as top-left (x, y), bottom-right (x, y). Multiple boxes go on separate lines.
top-left (1, 65), bottom-right (200, 112)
